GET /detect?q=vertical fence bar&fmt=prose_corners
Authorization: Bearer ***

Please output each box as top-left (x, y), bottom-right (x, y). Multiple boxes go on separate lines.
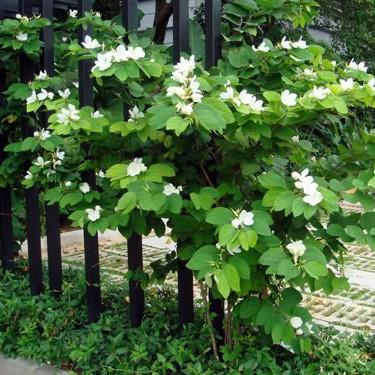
top-left (19, 0), bottom-right (43, 295)
top-left (172, 0), bottom-right (194, 326)
top-left (39, 0), bottom-right (62, 294)
top-left (205, 0), bottom-right (224, 342)
top-left (78, 0), bottom-right (102, 322)
top-left (122, 0), bottom-right (145, 328)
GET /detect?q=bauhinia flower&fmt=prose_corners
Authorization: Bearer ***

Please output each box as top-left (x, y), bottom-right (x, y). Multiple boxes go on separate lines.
top-left (128, 106), bottom-right (144, 122)
top-left (37, 89), bottom-right (54, 101)
top-left (55, 148), bottom-right (65, 160)
top-left (231, 210), bottom-right (254, 229)
top-left (97, 170), bottom-right (105, 178)
top-left (92, 51), bottom-right (114, 71)
top-left (15, 14), bottom-right (29, 21)
top-left (347, 59), bottom-right (368, 72)
top-left (176, 102), bottom-right (194, 116)
top-left (86, 205), bottom-right (102, 222)
top-left (33, 129), bottom-right (51, 141)
top-left (309, 86), bottom-right (331, 100)
top-left (252, 41), bottom-right (270, 52)
top-left (35, 70), bottom-right (48, 80)
top-left (220, 86), bottom-right (235, 101)
top-left (340, 78), bottom-right (354, 91)
top-left (81, 35), bottom-right (101, 49)
top-left (172, 55), bottom-right (196, 83)
top-left (281, 90), bottom-right (297, 107)
top-left (16, 32), bottom-right (28, 41)
top-left (292, 168), bottom-right (323, 206)
top-left (91, 110), bottom-right (104, 119)
top-left (79, 182), bottom-right (91, 194)
top-left (127, 158), bottom-right (147, 177)
top-left (163, 183), bottom-right (182, 196)
top-left (291, 37), bottom-right (308, 49)
top-left (221, 87), bottom-right (264, 112)
top-left (280, 36), bottom-right (292, 50)
top-left (114, 45), bottom-right (145, 61)
top-left (65, 181), bottom-right (72, 187)
top-left (291, 135), bottom-right (300, 143)
top-left (58, 88), bottom-right (71, 99)
top-left (24, 171), bottom-right (33, 180)
top-left (26, 90), bottom-right (37, 104)
top-left (57, 104), bottom-right (80, 125)
top-left (69, 9), bottom-right (78, 18)
top-left (33, 156), bottom-right (50, 168)
top-left (290, 316), bottom-right (303, 329)
top-left (286, 240), bottom-right (306, 262)
top-left (302, 68), bottom-right (317, 78)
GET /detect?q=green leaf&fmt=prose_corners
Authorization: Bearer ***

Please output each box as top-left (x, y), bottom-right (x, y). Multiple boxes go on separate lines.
top-left (273, 191), bottom-right (294, 212)
top-left (166, 116), bottom-right (189, 136)
top-left (228, 256), bottom-right (250, 279)
top-left (219, 223), bottom-right (237, 245)
top-left (214, 269), bottom-right (230, 298)
top-left (223, 263), bottom-right (241, 292)
top-left (206, 207), bottom-right (233, 225)
top-left (239, 229), bottom-right (257, 250)
top-left (202, 97), bottom-right (235, 124)
top-left (258, 172), bottom-right (287, 189)
top-left (304, 261), bottom-right (328, 279)
top-left (150, 106), bottom-right (176, 129)
top-left (146, 164), bottom-right (175, 182)
top-left (117, 192), bottom-right (137, 214)
top-left (194, 103), bottom-right (226, 133)
top-left (60, 192), bottom-right (83, 208)
top-left (186, 245), bottom-right (219, 271)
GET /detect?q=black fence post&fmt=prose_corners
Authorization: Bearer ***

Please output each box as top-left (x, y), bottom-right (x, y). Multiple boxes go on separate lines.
top-left (172, 0), bottom-right (194, 327)
top-left (78, 0), bottom-right (102, 323)
top-left (19, 0), bottom-right (43, 295)
top-left (122, 0), bottom-right (145, 328)
top-left (39, 0), bottom-right (63, 294)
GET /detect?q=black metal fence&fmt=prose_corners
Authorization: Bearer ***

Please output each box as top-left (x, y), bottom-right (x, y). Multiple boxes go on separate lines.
top-left (0, 0), bottom-right (223, 330)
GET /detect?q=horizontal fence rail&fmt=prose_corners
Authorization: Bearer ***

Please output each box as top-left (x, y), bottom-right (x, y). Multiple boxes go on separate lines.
top-left (0, 0), bottom-right (224, 333)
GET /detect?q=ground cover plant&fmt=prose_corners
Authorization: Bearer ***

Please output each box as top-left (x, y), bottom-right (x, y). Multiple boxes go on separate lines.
top-left (1, 0), bottom-right (375, 361)
top-left (0, 266), bottom-right (374, 374)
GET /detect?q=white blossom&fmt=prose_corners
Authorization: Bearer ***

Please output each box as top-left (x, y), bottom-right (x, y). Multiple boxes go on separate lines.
top-left (73, 81), bottom-right (79, 88)
top-left (37, 89), bottom-right (54, 101)
top-left (292, 135), bottom-right (300, 143)
top-left (237, 90), bottom-right (264, 111)
top-left (69, 9), bottom-right (78, 18)
top-left (231, 210), bottom-right (254, 228)
top-left (292, 169), bottom-right (322, 206)
top-left (368, 78), bottom-right (375, 90)
top-left (172, 55), bottom-right (196, 83)
top-left (34, 156), bottom-right (50, 168)
top-left (220, 86), bottom-right (235, 101)
top-left (35, 70), bottom-right (48, 80)
top-left (16, 32), bottom-right (28, 41)
top-left (16, 14), bottom-right (29, 21)
top-left (303, 191), bottom-right (323, 206)
top-left (163, 183), bottom-right (183, 196)
top-left (291, 37), bottom-right (308, 49)
top-left (128, 106), bottom-right (144, 122)
top-left (127, 158), bottom-right (147, 177)
top-left (62, 36), bottom-right (68, 42)
top-left (309, 86), bottom-right (330, 100)
top-left (280, 36), bottom-right (292, 50)
top-left (286, 240), bottom-right (306, 261)
top-left (79, 182), bottom-right (91, 194)
top-left (86, 205), bottom-right (102, 221)
top-left (24, 170), bottom-right (33, 180)
top-left (113, 45), bottom-right (145, 62)
top-left (281, 90), bottom-right (297, 107)
top-left (167, 86), bottom-right (186, 99)
top-left (82, 35), bottom-right (101, 49)
top-left (92, 51), bottom-right (114, 71)
top-left (55, 148), bottom-right (65, 160)
top-left (58, 88), bottom-right (71, 99)
top-left (65, 181), bottom-right (72, 187)
top-left (290, 316), bottom-right (303, 329)
top-left (340, 78), bottom-right (354, 91)
top-left (252, 41), bottom-right (270, 52)
top-left (127, 46), bottom-right (145, 60)
top-left (97, 170), bottom-right (105, 178)
top-left (91, 110), bottom-right (103, 119)
top-left (33, 129), bottom-right (51, 141)
top-left (303, 68), bottom-right (316, 78)
top-left (176, 102), bottom-right (194, 116)
top-left (57, 104), bottom-right (80, 124)
top-left (26, 90), bottom-right (37, 105)
top-left (347, 59), bottom-right (368, 72)
top-left (227, 247), bottom-right (242, 256)
top-left (296, 329), bottom-right (304, 336)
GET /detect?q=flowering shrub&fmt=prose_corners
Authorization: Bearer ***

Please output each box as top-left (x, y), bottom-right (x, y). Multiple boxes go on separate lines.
top-left (1, 1), bottom-right (375, 354)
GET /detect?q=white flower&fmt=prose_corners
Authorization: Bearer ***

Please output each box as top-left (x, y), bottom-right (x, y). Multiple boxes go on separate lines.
top-left (172, 55), bottom-right (196, 84)
top-left (69, 9), bottom-right (78, 18)
top-left (331, 61), bottom-right (337, 67)
top-left (127, 46), bottom-right (145, 60)
top-left (65, 181), bottom-right (72, 187)
top-left (303, 68), bottom-right (316, 78)
top-left (92, 51), bottom-right (113, 71)
top-left (37, 89), bottom-right (54, 101)
top-left (280, 36), bottom-right (292, 50)
top-left (79, 182), bottom-right (91, 194)
top-left (309, 86), bottom-right (330, 100)
top-left (296, 329), bottom-right (304, 336)
top-left (163, 183), bottom-right (182, 196)
top-left (86, 205), bottom-right (102, 222)
top-left (62, 36), bottom-right (68, 42)
top-left (176, 102), bottom-right (194, 116)
top-left (292, 37), bottom-right (308, 49)
top-left (73, 81), bottom-right (79, 88)
top-left (57, 104), bottom-right (80, 124)
top-left (35, 70), bottom-right (48, 81)
top-left (82, 35), bottom-right (101, 49)
top-left (16, 14), bottom-right (29, 21)
top-left (220, 86), bottom-right (235, 101)
top-left (348, 59), bottom-right (368, 72)
top-left (55, 148), bottom-right (65, 160)
top-left (24, 170), bottom-right (33, 180)
top-left (292, 135), bottom-right (299, 143)
top-left (91, 110), bottom-right (103, 119)
top-left (97, 170), bottom-right (105, 178)
top-left (290, 316), bottom-right (303, 329)
top-left (368, 78), bottom-right (375, 90)
top-left (281, 90), bottom-right (297, 107)
top-left (237, 90), bottom-right (264, 112)
top-left (252, 41), bottom-right (270, 52)
top-left (58, 88), bottom-right (71, 99)
top-left (286, 240), bottom-right (306, 259)
top-left (231, 210), bottom-right (254, 228)
top-left (340, 78), bottom-right (354, 91)
top-left (303, 190), bottom-right (323, 206)
top-left (128, 106), bottom-right (144, 122)
top-left (33, 129), bottom-right (51, 141)
top-left (16, 32), bottom-right (28, 41)
top-left (227, 247), bottom-right (242, 256)
top-left (26, 90), bottom-right (37, 105)
top-left (292, 168), bottom-right (309, 181)
top-left (167, 86), bottom-right (186, 99)
top-left (34, 156), bottom-right (50, 168)
top-left (127, 158), bottom-right (147, 177)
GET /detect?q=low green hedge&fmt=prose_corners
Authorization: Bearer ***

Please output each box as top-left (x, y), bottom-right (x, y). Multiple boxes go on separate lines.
top-left (0, 265), bottom-right (374, 374)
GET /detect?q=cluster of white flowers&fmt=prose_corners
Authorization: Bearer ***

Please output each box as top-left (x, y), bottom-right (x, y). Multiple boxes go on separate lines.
top-left (252, 41), bottom-right (270, 52)
top-left (309, 86), bottom-right (331, 100)
top-left (163, 183), bottom-right (182, 196)
top-left (86, 205), bottom-right (102, 222)
top-left (58, 88), bottom-right (71, 99)
top-left (16, 32), bottom-right (28, 42)
top-left (166, 55), bottom-right (202, 116)
top-left (81, 35), bottom-right (101, 50)
top-left (340, 78), bottom-right (354, 91)
top-left (347, 59), bottom-right (368, 72)
top-left (33, 129), bottom-right (51, 141)
top-left (281, 90), bottom-right (298, 107)
top-left (52, 148), bottom-right (65, 168)
top-left (128, 106), bottom-right (144, 122)
top-left (290, 316), bottom-right (313, 336)
top-left (35, 70), bottom-right (48, 81)
top-left (92, 45), bottom-right (145, 72)
top-left (292, 168), bottom-right (323, 206)
top-left (279, 36), bottom-right (308, 50)
top-left (127, 157), bottom-right (147, 177)
top-left (27, 89), bottom-right (54, 104)
top-left (220, 83), bottom-right (265, 112)
top-left (231, 210), bottom-right (254, 229)
top-left (57, 104), bottom-right (80, 125)
top-left (286, 240), bottom-right (306, 263)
